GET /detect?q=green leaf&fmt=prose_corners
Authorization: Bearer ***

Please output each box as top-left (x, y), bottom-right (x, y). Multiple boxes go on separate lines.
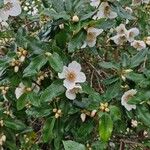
top-left (16, 94), bottom-right (27, 111)
top-left (130, 49), bottom-right (147, 68)
top-left (99, 61), bottom-right (119, 70)
top-left (137, 106), bottom-right (150, 127)
top-left (68, 31), bottom-right (86, 52)
top-left (99, 113), bottom-right (113, 141)
top-left (63, 140), bottom-right (86, 150)
top-left (23, 55), bottom-right (47, 77)
top-left (40, 80), bottom-right (65, 102)
top-left (110, 106), bottom-right (121, 122)
top-left (4, 118), bottom-right (26, 131)
top-left (48, 52), bottom-right (64, 72)
top-left (42, 117), bottom-right (55, 142)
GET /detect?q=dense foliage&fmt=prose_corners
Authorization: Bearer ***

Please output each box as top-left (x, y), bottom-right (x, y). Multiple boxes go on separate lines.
top-left (0, 0), bottom-right (150, 149)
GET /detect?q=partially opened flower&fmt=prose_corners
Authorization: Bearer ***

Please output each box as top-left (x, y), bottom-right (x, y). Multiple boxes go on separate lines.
top-left (121, 89), bottom-right (137, 111)
top-left (58, 61), bottom-right (86, 90)
top-left (90, 0), bottom-right (100, 8)
top-left (65, 84), bottom-right (82, 100)
top-left (3, 0), bottom-right (22, 17)
top-left (93, 2), bottom-right (117, 20)
top-left (86, 27), bottom-right (103, 47)
top-left (115, 24), bottom-right (128, 35)
top-left (15, 82), bottom-right (40, 99)
top-left (110, 34), bottom-right (127, 45)
top-left (126, 28), bottom-right (139, 42)
top-left (131, 40), bottom-right (146, 50)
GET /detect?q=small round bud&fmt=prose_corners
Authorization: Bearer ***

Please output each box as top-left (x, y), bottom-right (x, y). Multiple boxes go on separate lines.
top-left (26, 87), bottom-right (32, 92)
top-left (55, 113), bottom-right (60, 119)
top-left (53, 108), bottom-right (57, 113)
top-left (45, 52), bottom-right (52, 57)
top-left (14, 66), bottom-right (19, 73)
top-left (57, 109), bottom-right (62, 114)
top-left (72, 15), bottom-right (79, 23)
top-left (105, 108), bottom-right (110, 112)
top-left (80, 113), bottom-right (86, 122)
top-left (90, 110), bottom-right (97, 117)
top-left (59, 24), bottom-right (64, 29)
top-left (1, 135), bottom-right (6, 142)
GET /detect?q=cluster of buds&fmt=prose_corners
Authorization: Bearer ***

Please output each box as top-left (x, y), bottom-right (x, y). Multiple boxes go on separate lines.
top-left (24, 134), bottom-right (29, 143)
top-left (86, 143), bottom-right (92, 150)
top-left (10, 58), bottom-right (21, 72)
top-left (0, 133), bottom-right (6, 146)
top-left (3, 110), bottom-right (12, 117)
top-left (25, 102), bottom-right (32, 109)
top-left (80, 109), bottom-right (97, 122)
top-left (17, 48), bottom-right (28, 62)
top-left (36, 71), bottom-right (49, 85)
top-left (0, 86), bottom-right (9, 95)
top-left (53, 108), bottom-right (62, 119)
top-left (131, 119), bottom-right (138, 128)
top-left (99, 102), bottom-right (109, 112)
top-left (0, 120), bottom-right (4, 127)
top-left (121, 69), bottom-right (133, 81)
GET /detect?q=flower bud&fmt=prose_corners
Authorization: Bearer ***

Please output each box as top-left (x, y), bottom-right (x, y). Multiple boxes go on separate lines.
top-left (53, 108), bottom-right (57, 113)
top-left (1, 135), bottom-right (6, 142)
top-left (72, 15), bottom-right (79, 23)
top-left (90, 110), bottom-right (97, 117)
top-left (55, 113), bottom-right (60, 119)
top-left (19, 56), bottom-right (26, 62)
top-left (80, 113), bottom-right (86, 122)
top-left (57, 109), bottom-right (62, 114)
top-left (59, 24), bottom-right (64, 29)
top-left (45, 52), bottom-right (52, 57)
top-left (14, 66), bottom-right (19, 72)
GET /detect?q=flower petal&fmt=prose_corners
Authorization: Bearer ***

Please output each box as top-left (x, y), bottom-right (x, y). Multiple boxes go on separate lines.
top-left (68, 61), bottom-right (81, 73)
top-left (65, 90), bottom-right (76, 100)
top-left (63, 79), bottom-right (76, 90)
top-left (58, 66), bottom-right (68, 79)
top-left (76, 72), bottom-right (86, 83)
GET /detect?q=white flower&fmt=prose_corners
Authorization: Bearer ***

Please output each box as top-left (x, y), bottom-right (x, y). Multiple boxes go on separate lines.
top-left (121, 89), bottom-right (137, 111)
top-left (126, 28), bottom-right (139, 42)
top-left (93, 2), bottom-right (117, 20)
top-left (15, 82), bottom-right (40, 99)
top-left (110, 34), bottom-right (127, 45)
top-left (4, 0), bottom-right (22, 16)
top-left (125, 7), bottom-right (133, 14)
top-left (82, 27), bottom-right (103, 48)
top-left (65, 84), bottom-right (82, 100)
top-left (131, 40), bottom-right (146, 50)
top-left (90, 0), bottom-right (100, 8)
top-left (0, 0), bottom-right (21, 22)
top-left (58, 61), bottom-right (86, 90)
top-left (115, 24), bottom-right (128, 35)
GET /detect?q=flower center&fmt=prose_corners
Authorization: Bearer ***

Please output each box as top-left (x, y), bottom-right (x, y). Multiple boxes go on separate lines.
top-left (67, 72), bottom-right (76, 82)
top-left (87, 32), bottom-right (95, 43)
top-left (104, 5), bottom-right (111, 16)
top-left (129, 32), bottom-right (134, 38)
top-left (125, 94), bottom-right (133, 102)
top-left (4, 2), bottom-right (13, 11)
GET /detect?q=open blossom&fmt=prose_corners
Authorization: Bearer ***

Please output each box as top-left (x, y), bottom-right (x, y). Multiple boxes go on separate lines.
top-left (0, 0), bottom-right (22, 22)
top-left (90, 0), bottom-right (100, 8)
top-left (82, 27), bottom-right (103, 48)
top-left (58, 61), bottom-right (86, 90)
top-left (65, 84), bottom-right (82, 100)
top-left (15, 82), bottom-right (40, 99)
top-left (93, 2), bottom-right (117, 20)
top-left (115, 24), bottom-right (128, 35)
top-left (126, 28), bottom-right (139, 42)
top-left (131, 40), bottom-right (146, 50)
top-left (121, 89), bottom-right (137, 111)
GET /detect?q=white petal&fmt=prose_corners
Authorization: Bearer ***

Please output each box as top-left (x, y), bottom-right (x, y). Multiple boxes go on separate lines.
top-left (109, 11), bottom-right (117, 19)
top-left (81, 41), bottom-right (87, 49)
top-left (8, 3), bottom-right (22, 16)
top-left (80, 113), bottom-right (86, 122)
top-left (0, 9), bottom-right (9, 22)
top-left (68, 61), bottom-right (81, 73)
top-left (90, 0), bottom-right (100, 7)
top-left (63, 79), bottom-right (76, 90)
top-left (65, 90), bottom-right (76, 100)
top-left (88, 27), bottom-right (103, 37)
top-left (95, 9), bottom-right (105, 19)
top-left (15, 87), bottom-right (24, 99)
top-left (116, 24), bottom-right (127, 35)
top-left (76, 72), bottom-right (86, 83)
top-left (58, 66), bottom-right (68, 79)
top-left (87, 39), bottom-right (96, 47)
top-left (127, 28), bottom-right (139, 42)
